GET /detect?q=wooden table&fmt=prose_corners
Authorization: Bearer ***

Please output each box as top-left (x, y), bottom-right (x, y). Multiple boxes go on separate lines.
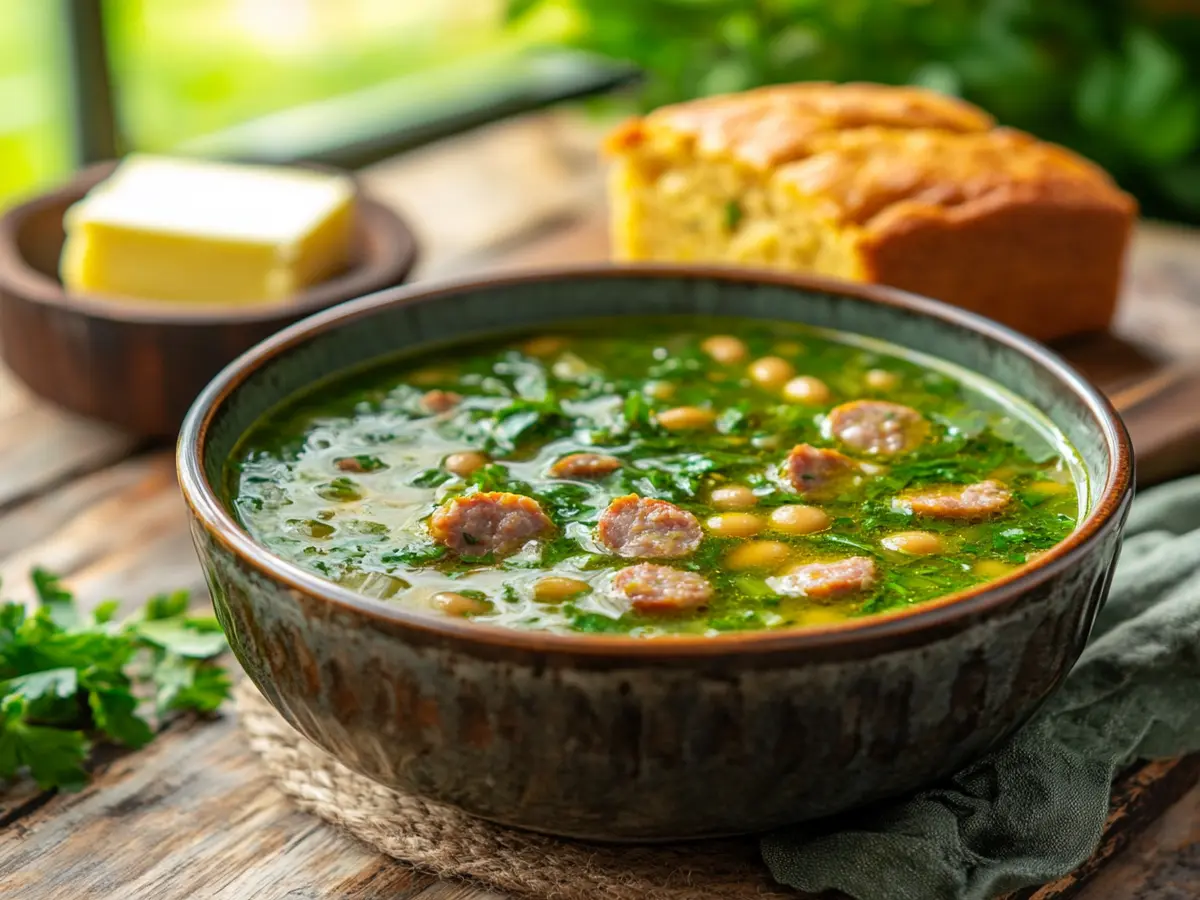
top-left (2, 110), bottom-right (1200, 900)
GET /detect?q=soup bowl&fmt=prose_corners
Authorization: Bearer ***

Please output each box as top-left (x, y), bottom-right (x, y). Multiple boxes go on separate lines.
top-left (177, 267), bottom-right (1132, 841)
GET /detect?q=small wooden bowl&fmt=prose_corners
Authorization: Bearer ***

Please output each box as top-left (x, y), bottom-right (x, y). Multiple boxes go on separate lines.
top-left (0, 162), bottom-right (419, 437)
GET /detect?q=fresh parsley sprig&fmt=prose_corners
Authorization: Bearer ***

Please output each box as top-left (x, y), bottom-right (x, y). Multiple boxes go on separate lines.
top-left (0, 570), bottom-right (231, 792)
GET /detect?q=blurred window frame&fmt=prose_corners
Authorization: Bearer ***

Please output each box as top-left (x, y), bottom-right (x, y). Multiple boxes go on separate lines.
top-left (62, 0), bottom-right (638, 171)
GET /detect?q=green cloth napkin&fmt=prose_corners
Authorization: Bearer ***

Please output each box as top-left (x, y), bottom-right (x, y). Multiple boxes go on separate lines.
top-left (762, 475), bottom-right (1200, 900)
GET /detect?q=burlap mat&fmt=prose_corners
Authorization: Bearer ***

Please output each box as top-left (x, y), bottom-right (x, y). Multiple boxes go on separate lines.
top-left (235, 681), bottom-right (799, 899)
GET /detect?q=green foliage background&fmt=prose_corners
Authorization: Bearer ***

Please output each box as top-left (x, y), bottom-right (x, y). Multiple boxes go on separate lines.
top-left (2, 1), bottom-right (1197, 224)
top-left (508, 0), bottom-right (1200, 224)
top-left (0, 1), bottom-right (519, 209)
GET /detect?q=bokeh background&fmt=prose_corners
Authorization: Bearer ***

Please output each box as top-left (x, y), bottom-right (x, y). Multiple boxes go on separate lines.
top-left (7, 0), bottom-right (1200, 222)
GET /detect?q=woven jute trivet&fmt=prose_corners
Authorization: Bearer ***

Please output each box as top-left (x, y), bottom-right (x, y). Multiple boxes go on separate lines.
top-left (234, 681), bottom-right (797, 900)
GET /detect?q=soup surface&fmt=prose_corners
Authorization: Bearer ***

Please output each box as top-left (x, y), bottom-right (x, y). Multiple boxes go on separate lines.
top-left (229, 317), bottom-right (1082, 637)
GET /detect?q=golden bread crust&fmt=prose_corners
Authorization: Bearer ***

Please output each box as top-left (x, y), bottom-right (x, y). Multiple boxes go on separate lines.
top-left (776, 126), bottom-right (1133, 230)
top-left (605, 82), bottom-right (1137, 341)
top-left (859, 192), bottom-right (1133, 339)
top-left (606, 81), bottom-right (994, 169)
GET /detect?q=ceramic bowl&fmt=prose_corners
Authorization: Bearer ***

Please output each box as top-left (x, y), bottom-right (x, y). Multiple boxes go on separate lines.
top-left (0, 162), bottom-right (418, 437)
top-left (177, 267), bottom-right (1133, 841)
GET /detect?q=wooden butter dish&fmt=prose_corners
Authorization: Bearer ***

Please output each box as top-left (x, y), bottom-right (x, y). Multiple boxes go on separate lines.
top-left (0, 161), bottom-right (418, 438)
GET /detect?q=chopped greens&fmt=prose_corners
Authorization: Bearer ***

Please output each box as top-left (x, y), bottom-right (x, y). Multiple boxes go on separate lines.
top-left (230, 316), bottom-right (1081, 637)
top-left (315, 477), bottom-right (362, 502)
top-left (409, 468), bottom-right (453, 488)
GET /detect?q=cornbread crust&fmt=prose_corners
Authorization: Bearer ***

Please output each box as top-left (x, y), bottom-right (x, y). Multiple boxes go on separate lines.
top-left (606, 82), bottom-right (1136, 341)
top-left (606, 82), bottom-right (996, 168)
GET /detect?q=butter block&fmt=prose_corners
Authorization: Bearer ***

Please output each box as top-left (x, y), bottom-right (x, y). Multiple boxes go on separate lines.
top-left (61, 154), bottom-right (356, 304)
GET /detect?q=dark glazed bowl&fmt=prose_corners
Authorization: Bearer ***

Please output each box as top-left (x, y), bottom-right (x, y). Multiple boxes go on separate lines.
top-left (178, 267), bottom-right (1133, 842)
top-left (0, 162), bottom-right (418, 438)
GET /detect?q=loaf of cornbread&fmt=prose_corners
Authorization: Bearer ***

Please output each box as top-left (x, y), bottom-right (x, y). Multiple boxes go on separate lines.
top-left (606, 83), bottom-right (1136, 341)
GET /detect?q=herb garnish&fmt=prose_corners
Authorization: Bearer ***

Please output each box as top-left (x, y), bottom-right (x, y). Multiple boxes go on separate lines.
top-left (315, 477), bottom-right (363, 502)
top-left (0, 570), bottom-right (230, 792)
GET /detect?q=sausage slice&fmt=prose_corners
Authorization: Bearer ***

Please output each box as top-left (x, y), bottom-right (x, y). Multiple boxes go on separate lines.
top-left (825, 400), bottom-right (927, 455)
top-left (767, 556), bottom-right (877, 600)
top-left (420, 389), bottom-right (463, 414)
top-left (612, 563), bottom-right (713, 613)
top-left (893, 480), bottom-right (1012, 520)
top-left (548, 452), bottom-right (622, 480)
top-left (429, 491), bottom-right (554, 557)
top-left (783, 443), bottom-right (861, 498)
top-left (597, 495), bottom-right (703, 559)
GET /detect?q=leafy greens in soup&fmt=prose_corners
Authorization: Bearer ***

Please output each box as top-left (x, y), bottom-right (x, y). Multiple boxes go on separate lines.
top-left (229, 317), bottom-right (1082, 637)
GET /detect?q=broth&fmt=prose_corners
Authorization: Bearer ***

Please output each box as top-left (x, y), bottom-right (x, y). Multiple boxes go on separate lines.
top-left (228, 317), bottom-right (1082, 637)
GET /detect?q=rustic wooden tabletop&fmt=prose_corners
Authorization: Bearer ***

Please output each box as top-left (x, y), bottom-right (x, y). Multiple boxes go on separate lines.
top-left (1, 110), bottom-right (1200, 900)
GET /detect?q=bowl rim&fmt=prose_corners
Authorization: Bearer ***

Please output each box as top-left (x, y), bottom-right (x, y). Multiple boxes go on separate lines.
top-left (177, 264), bottom-right (1133, 659)
top-left (0, 160), bottom-right (420, 326)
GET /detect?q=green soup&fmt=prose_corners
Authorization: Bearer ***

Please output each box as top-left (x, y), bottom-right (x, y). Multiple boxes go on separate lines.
top-left (228, 316), bottom-right (1082, 637)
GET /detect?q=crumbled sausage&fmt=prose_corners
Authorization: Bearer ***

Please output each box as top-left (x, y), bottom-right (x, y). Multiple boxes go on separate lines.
top-left (597, 495), bottom-right (703, 559)
top-left (783, 443), bottom-right (861, 498)
top-left (825, 400), bottom-right (927, 455)
top-left (612, 563), bottom-right (713, 613)
top-left (766, 556), bottom-right (877, 599)
top-left (893, 480), bottom-right (1012, 520)
top-left (420, 389), bottom-right (463, 414)
top-left (548, 452), bottom-right (622, 480)
top-left (429, 491), bottom-right (554, 557)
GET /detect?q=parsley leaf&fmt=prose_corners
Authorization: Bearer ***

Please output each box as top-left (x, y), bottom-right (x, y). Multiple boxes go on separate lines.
top-left (709, 609), bottom-right (764, 632)
top-left (482, 397), bottom-right (572, 453)
top-left (567, 611), bottom-right (626, 633)
top-left (86, 680), bottom-right (154, 749)
top-left (91, 600), bottom-right (121, 625)
top-left (315, 477), bottom-right (363, 502)
top-left (152, 654), bottom-right (231, 715)
top-left (0, 571), bottom-right (232, 792)
top-left (382, 543), bottom-right (447, 566)
top-left (614, 450), bottom-right (758, 502)
top-left (465, 463), bottom-right (532, 495)
top-left (132, 619), bottom-right (228, 659)
top-left (409, 467), bottom-right (454, 488)
top-left (621, 391), bottom-right (655, 432)
top-left (143, 590), bottom-right (190, 621)
top-left (535, 483), bottom-right (596, 524)
top-left (0, 694), bottom-right (90, 791)
top-left (32, 569), bottom-right (77, 630)
top-left (5, 667), bottom-right (78, 704)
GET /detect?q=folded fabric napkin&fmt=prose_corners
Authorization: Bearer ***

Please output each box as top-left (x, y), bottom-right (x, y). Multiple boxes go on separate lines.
top-left (763, 475), bottom-right (1200, 900)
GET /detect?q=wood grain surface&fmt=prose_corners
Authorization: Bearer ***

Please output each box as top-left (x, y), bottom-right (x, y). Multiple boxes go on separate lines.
top-left (1, 109), bottom-right (1199, 900)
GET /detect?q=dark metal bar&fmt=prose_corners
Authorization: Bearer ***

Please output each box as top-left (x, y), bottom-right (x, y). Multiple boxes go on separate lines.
top-left (60, 0), bottom-right (120, 164)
